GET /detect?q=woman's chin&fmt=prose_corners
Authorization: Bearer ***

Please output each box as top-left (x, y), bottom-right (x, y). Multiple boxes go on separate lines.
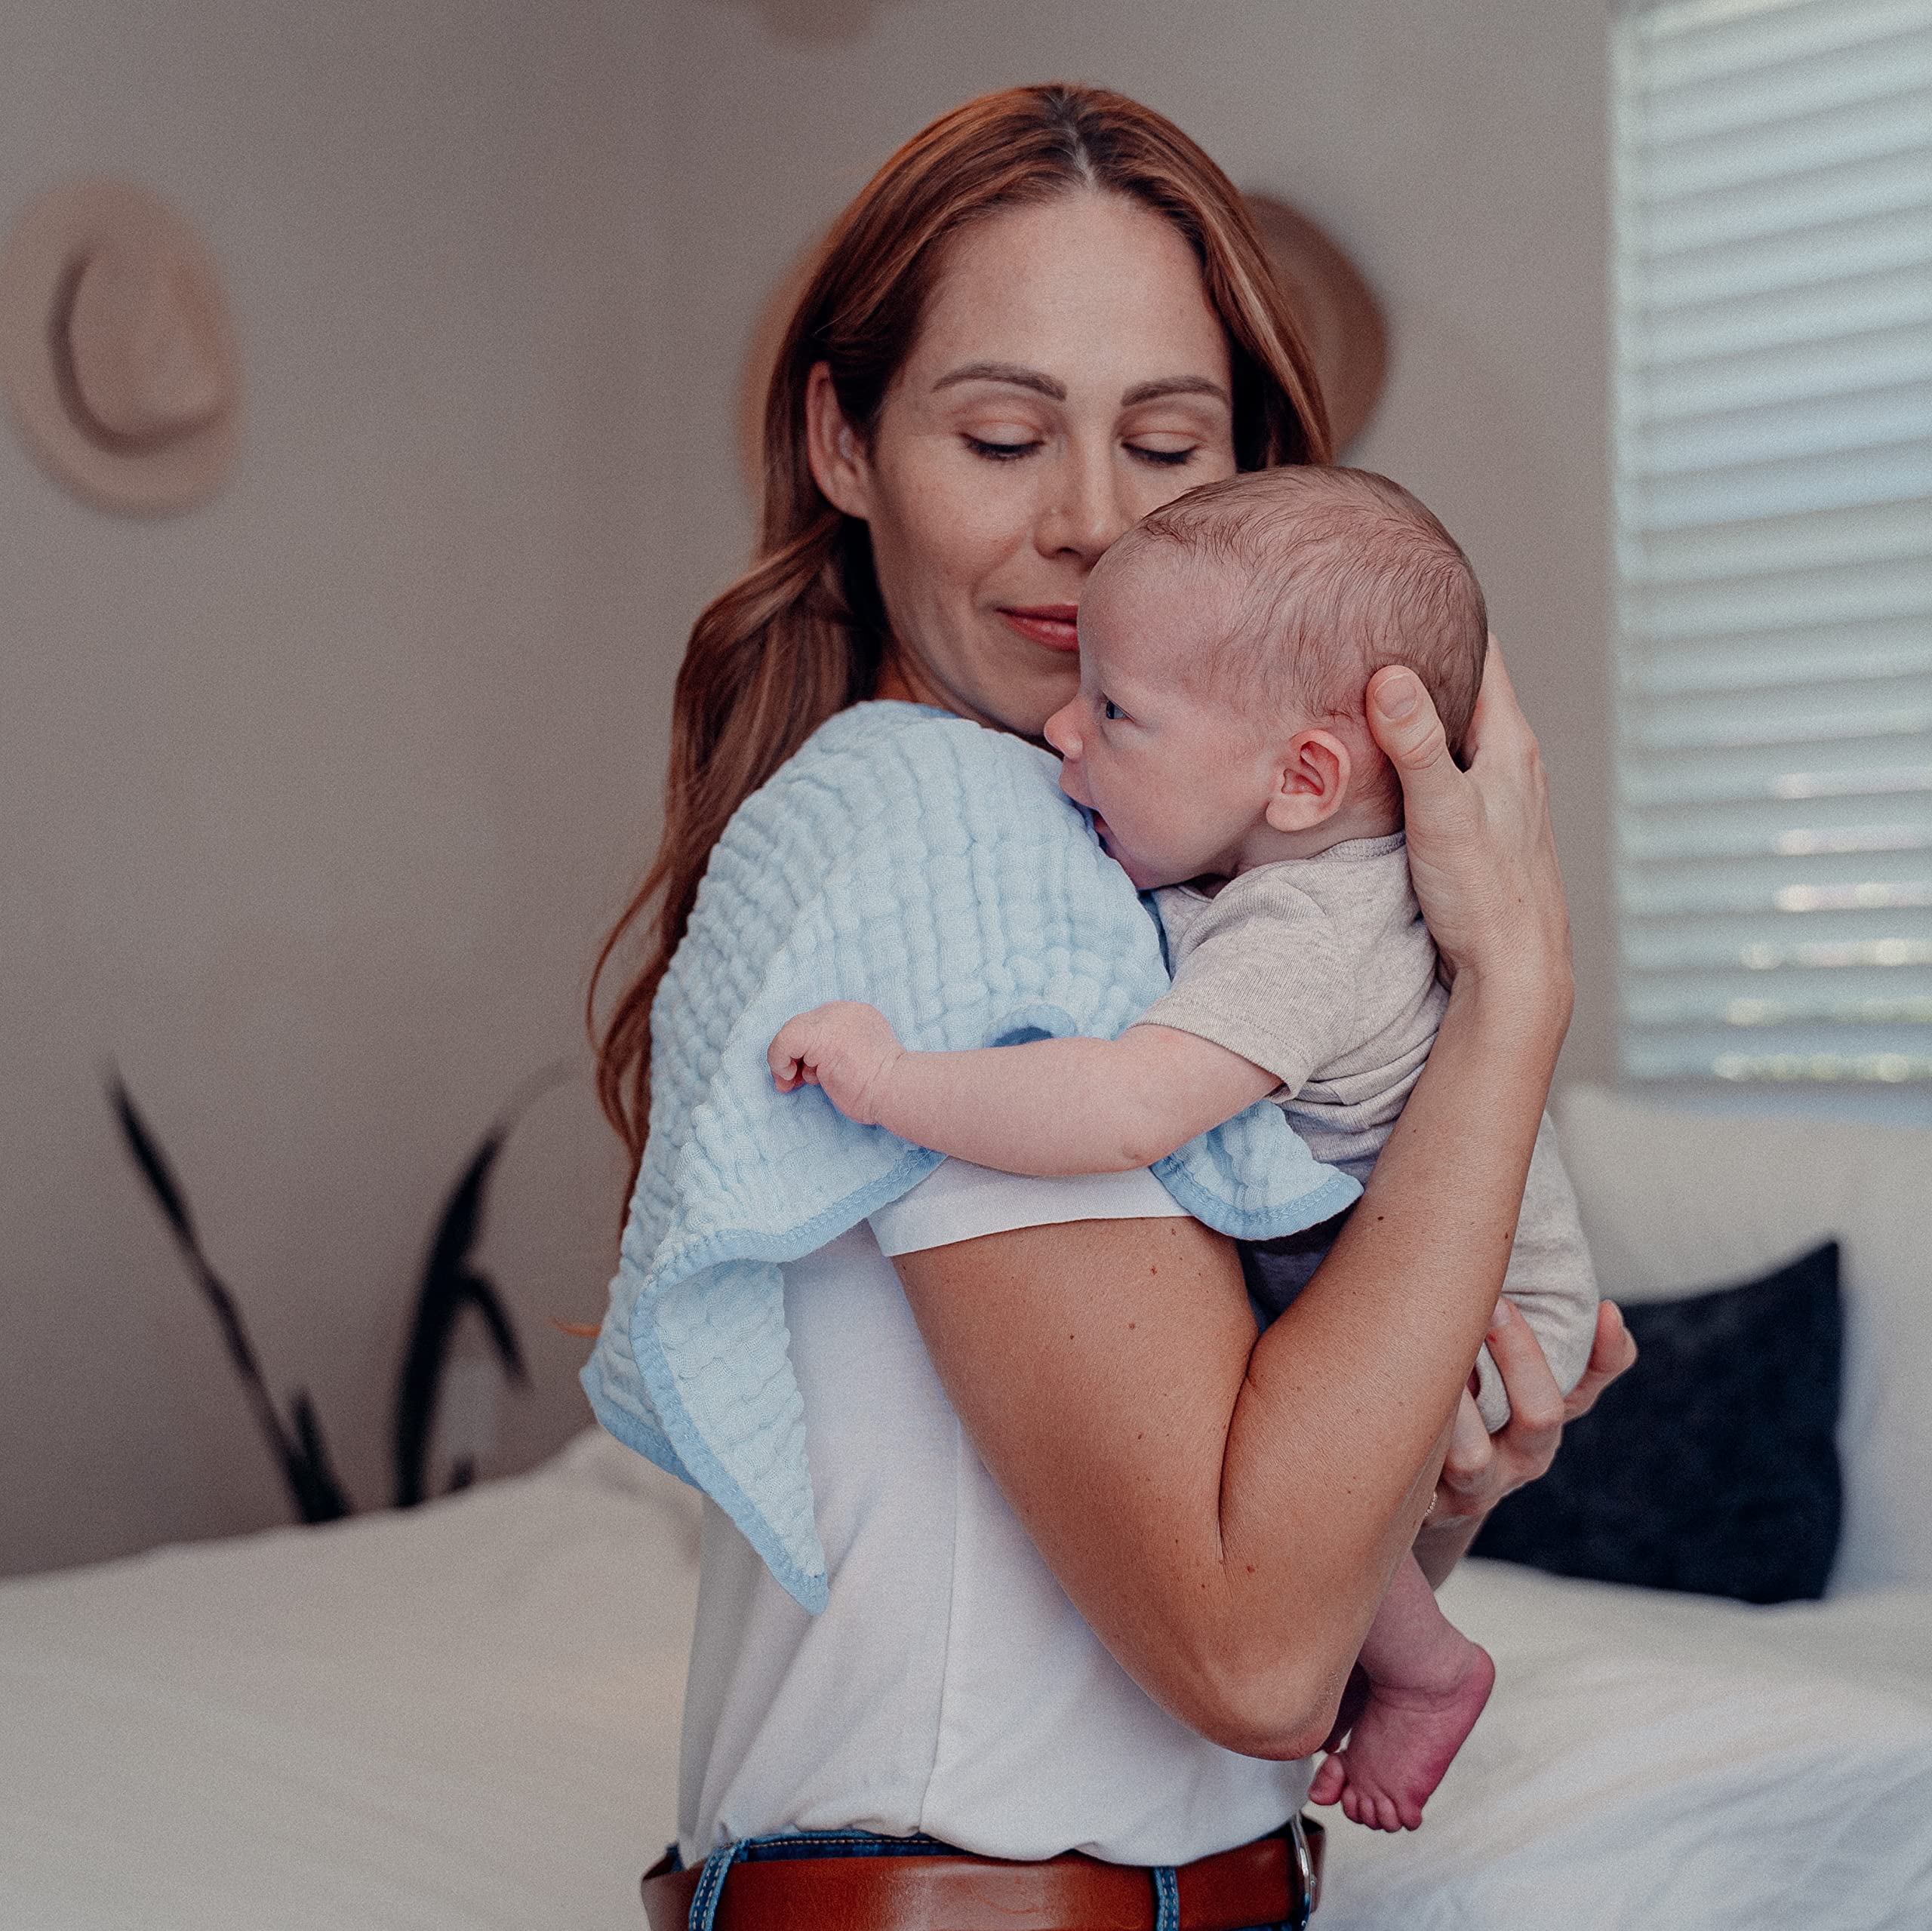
top-left (988, 638), bottom-right (1079, 730)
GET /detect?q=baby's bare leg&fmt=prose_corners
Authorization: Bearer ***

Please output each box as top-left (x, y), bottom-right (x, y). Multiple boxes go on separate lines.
top-left (1306, 1553), bottom-right (1494, 1832)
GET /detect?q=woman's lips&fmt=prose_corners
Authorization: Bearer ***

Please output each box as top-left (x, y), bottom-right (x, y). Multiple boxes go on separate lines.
top-left (997, 604), bottom-right (1080, 652)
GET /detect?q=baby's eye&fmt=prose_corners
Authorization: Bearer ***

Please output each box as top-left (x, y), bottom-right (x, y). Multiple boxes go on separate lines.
top-left (1100, 697), bottom-right (1124, 722)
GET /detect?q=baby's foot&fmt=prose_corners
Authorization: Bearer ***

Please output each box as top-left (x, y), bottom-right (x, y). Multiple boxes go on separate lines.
top-left (1307, 1637), bottom-right (1495, 1832)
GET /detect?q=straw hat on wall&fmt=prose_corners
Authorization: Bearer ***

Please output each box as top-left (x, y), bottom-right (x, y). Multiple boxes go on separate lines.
top-left (0, 177), bottom-right (242, 515)
top-left (1242, 192), bottom-right (1390, 454)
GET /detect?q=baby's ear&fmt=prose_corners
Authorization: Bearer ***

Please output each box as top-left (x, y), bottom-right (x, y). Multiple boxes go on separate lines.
top-left (1264, 728), bottom-right (1352, 832)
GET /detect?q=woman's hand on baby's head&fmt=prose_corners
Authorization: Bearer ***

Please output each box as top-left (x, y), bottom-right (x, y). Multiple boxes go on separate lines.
top-left (1367, 641), bottom-right (1573, 1037)
top-left (768, 1002), bottom-right (907, 1128)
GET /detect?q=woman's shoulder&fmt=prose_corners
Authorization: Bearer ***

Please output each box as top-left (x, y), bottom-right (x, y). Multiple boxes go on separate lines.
top-left (796, 700), bottom-right (1057, 790)
top-left (726, 700), bottom-right (1072, 858)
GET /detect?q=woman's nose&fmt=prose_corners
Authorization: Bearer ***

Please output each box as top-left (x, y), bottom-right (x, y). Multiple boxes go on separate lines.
top-left (1036, 447), bottom-right (1130, 564)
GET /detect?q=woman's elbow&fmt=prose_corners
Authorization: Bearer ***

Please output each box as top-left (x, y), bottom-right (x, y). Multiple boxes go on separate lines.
top-left (1172, 1648), bottom-right (1344, 1763)
top-left (1199, 1706), bottom-right (1333, 1764)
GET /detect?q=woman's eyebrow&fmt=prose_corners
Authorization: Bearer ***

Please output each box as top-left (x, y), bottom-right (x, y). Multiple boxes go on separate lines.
top-left (932, 361), bottom-right (1066, 398)
top-left (1121, 375), bottom-right (1229, 407)
top-left (930, 364), bottom-right (1230, 407)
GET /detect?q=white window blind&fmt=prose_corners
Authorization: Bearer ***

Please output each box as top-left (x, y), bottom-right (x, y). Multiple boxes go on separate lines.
top-left (1612, 0), bottom-right (1932, 1085)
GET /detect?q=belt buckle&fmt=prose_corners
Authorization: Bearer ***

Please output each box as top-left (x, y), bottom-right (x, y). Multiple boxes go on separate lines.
top-left (1284, 1812), bottom-right (1315, 1931)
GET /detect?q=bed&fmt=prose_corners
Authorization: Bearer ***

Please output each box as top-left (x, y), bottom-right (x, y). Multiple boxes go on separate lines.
top-left (5, 1085), bottom-right (1930, 1929)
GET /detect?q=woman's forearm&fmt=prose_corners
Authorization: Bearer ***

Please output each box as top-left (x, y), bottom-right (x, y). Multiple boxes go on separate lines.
top-left (894, 973), bottom-right (1563, 1758)
top-left (1216, 974), bottom-right (1561, 1696)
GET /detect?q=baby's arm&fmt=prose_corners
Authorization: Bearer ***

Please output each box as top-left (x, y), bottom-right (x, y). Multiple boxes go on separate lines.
top-left (768, 1001), bottom-right (1278, 1175)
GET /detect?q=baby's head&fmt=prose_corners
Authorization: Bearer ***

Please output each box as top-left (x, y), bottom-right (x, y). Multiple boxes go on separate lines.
top-left (1044, 466), bottom-right (1487, 891)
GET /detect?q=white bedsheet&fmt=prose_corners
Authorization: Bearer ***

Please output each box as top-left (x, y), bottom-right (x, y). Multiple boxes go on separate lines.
top-left (4, 1428), bottom-right (1928, 1929)
top-left (0, 1429), bottom-right (700, 1931)
top-left (1322, 1559), bottom-right (1932, 1929)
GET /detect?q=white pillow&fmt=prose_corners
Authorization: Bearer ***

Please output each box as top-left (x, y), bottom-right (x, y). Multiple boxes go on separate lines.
top-left (1552, 1084), bottom-right (1932, 1597)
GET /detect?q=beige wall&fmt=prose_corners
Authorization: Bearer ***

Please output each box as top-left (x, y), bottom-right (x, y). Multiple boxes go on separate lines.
top-left (2, 0), bottom-right (1616, 1578)
top-left (0, 0), bottom-right (673, 1576)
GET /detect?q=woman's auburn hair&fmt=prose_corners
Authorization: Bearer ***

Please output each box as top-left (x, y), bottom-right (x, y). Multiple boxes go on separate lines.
top-left (585, 82), bottom-right (1332, 1227)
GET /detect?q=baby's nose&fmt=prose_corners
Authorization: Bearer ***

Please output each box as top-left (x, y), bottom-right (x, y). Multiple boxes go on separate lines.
top-left (1043, 702), bottom-right (1081, 758)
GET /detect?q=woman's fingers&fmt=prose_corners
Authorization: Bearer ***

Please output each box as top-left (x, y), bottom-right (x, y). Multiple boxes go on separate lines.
top-left (1463, 635), bottom-right (1519, 751)
top-left (1433, 1389), bottom-right (1496, 1521)
top-left (1563, 1300), bottom-right (1638, 1422)
top-left (1434, 1299), bottom-right (1574, 1524)
top-left (1367, 666), bottom-right (1464, 804)
top-left (1381, 643), bottom-right (1572, 1019)
top-left (1484, 1299), bottom-right (1567, 1450)
top-left (1433, 1300), bottom-right (1639, 1533)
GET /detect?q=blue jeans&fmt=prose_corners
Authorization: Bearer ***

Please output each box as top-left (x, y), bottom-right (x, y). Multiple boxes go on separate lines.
top-left (657, 1822), bottom-right (1312, 1931)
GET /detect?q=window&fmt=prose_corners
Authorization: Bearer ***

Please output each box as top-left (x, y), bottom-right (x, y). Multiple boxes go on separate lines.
top-left (1611, 0), bottom-right (1932, 1086)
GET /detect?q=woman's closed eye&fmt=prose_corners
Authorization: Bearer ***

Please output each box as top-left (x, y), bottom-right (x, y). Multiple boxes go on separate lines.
top-left (961, 433), bottom-right (1203, 468)
top-left (961, 434), bottom-right (1043, 463)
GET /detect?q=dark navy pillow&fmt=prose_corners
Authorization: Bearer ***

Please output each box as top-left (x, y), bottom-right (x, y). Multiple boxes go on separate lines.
top-left (1470, 1241), bottom-right (1843, 1604)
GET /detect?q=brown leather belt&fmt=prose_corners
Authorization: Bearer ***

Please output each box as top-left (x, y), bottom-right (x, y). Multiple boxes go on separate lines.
top-left (639, 1815), bottom-right (1324, 1930)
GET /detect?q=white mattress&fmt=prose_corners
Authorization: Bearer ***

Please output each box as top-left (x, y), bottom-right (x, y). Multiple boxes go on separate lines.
top-left (1321, 1557), bottom-right (1932, 1929)
top-left (0, 1429), bottom-right (701, 1931)
top-left (4, 1427), bottom-right (1928, 1930)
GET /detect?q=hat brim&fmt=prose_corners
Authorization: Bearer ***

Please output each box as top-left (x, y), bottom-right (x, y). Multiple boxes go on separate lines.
top-left (0, 177), bottom-right (241, 516)
top-left (1245, 194), bottom-right (1390, 455)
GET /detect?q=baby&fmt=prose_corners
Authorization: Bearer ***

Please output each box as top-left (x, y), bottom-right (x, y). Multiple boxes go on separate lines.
top-left (768, 466), bottom-right (1598, 1832)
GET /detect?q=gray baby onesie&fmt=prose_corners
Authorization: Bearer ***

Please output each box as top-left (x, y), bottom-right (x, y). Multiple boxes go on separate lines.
top-left (1148, 832), bottom-right (1598, 1429)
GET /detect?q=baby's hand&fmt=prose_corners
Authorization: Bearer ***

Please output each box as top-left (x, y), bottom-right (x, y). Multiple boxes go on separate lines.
top-left (768, 1002), bottom-right (906, 1127)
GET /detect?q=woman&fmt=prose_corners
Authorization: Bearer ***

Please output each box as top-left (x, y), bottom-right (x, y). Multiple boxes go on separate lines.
top-left (589, 84), bottom-right (1632, 1930)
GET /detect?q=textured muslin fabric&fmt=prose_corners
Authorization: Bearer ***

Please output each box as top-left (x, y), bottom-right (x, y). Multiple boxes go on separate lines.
top-left (1151, 835), bottom-right (1598, 1428)
top-left (580, 700), bottom-right (1361, 1612)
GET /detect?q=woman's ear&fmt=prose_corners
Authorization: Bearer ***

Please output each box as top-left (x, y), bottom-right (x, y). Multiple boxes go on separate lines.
top-left (1264, 728), bottom-right (1352, 832)
top-left (804, 362), bottom-right (872, 521)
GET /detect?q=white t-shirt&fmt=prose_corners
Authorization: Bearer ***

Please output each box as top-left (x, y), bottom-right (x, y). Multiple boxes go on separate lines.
top-left (675, 1158), bottom-right (1315, 1865)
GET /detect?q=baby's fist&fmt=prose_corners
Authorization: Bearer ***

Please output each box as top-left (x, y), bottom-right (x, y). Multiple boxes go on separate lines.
top-left (768, 1001), bottom-right (906, 1127)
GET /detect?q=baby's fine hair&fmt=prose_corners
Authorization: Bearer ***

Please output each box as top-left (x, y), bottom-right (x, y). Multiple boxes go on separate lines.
top-left (1115, 466), bottom-right (1487, 760)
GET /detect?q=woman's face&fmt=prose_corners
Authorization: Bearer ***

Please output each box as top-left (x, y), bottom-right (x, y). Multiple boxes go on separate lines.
top-left (807, 190), bottom-right (1238, 739)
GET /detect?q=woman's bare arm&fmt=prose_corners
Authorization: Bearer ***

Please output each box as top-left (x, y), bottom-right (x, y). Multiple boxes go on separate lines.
top-left (895, 973), bottom-right (1552, 1757)
top-left (892, 648), bottom-right (1592, 1760)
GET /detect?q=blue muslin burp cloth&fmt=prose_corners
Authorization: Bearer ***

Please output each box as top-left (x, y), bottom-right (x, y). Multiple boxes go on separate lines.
top-left (580, 700), bottom-right (1361, 1612)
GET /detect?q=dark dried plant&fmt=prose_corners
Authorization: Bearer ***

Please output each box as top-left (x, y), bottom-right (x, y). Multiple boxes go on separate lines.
top-left (107, 1059), bottom-right (570, 1521)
